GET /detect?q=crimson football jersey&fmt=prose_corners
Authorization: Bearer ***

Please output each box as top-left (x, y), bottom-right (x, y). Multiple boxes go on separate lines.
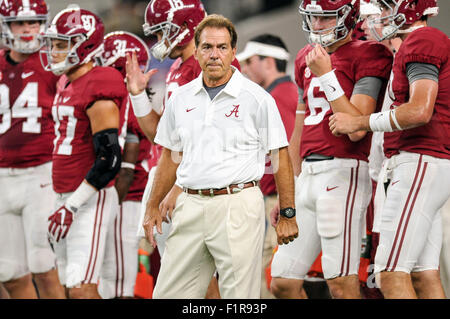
top-left (259, 76), bottom-right (298, 196)
top-left (384, 27), bottom-right (450, 159)
top-left (295, 40), bottom-right (393, 161)
top-left (52, 66), bottom-right (129, 193)
top-left (0, 51), bottom-right (59, 168)
top-left (124, 110), bottom-right (152, 202)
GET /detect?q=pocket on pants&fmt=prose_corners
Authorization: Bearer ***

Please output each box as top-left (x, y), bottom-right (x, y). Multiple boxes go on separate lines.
top-left (228, 188), bottom-right (263, 229)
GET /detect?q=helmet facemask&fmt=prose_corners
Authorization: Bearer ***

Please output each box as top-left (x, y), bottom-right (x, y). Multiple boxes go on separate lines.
top-left (300, 3), bottom-right (354, 47)
top-left (368, 0), bottom-right (439, 41)
top-left (367, 0), bottom-right (405, 41)
top-left (40, 34), bottom-right (83, 75)
top-left (1, 16), bottom-right (47, 53)
top-left (40, 32), bottom-right (103, 75)
top-left (143, 20), bottom-right (189, 61)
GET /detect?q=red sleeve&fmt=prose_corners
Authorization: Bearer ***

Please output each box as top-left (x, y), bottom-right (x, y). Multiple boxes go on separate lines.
top-left (355, 41), bottom-right (393, 81)
top-left (271, 82), bottom-right (298, 140)
top-left (232, 58), bottom-right (241, 71)
top-left (84, 67), bottom-right (128, 111)
top-left (127, 109), bottom-right (146, 141)
top-left (294, 45), bottom-right (314, 90)
top-left (399, 27), bottom-right (448, 69)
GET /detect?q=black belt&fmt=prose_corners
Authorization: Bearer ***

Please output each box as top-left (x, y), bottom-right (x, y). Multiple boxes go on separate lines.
top-left (304, 154), bottom-right (334, 162)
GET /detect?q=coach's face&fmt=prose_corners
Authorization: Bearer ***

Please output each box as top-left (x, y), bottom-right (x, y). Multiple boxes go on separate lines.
top-left (195, 26), bottom-right (236, 86)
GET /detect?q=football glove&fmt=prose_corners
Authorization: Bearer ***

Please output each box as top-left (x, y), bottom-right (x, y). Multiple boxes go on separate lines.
top-left (48, 205), bottom-right (76, 242)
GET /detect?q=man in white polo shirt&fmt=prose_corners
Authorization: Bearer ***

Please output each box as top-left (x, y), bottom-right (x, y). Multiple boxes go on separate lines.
top-left (142, 14), bottom-right (298, 299)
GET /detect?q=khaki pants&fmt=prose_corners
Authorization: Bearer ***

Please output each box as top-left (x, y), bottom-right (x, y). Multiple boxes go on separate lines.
top-left (261, 194), bottom-right (278, 299)
top-left (440, 197), bottom-right (450, 297)
top-left (153, 187), bottom-right (265, 299)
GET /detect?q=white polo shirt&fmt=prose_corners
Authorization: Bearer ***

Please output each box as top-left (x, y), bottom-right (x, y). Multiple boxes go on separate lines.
top-left (154, 67), bottom-right (288, 189)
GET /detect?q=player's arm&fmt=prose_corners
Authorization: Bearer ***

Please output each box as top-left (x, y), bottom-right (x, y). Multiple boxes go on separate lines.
top-left (133, 110), bottom-right (160, 143)
top-left (126, 52), bottom-right (160, 142)
top-left (115, 134), bottom-right (140, 204)
top-left (332, 86), bottom-right (378, 141)
top-left (306, 44), bottom-right (379, 142)
top-left (288, 101), bottom-right (305, 177)
top-left (144, 147), bottom-right (182, 248)
top-left (329, 63), bottom-right (439, 134)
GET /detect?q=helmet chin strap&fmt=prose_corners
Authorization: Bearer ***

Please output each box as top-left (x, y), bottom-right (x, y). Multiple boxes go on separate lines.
top-left (151, 28), bottom-right (190, 61)
top-left (396, 24), bottom-right (425, 34)
top-left (50, 60), bottom-right (70, 75)
top-left (310, 32), bottom-right (336, 47)
top-left (381, 23), bottom-right (425, 40)
top-left (381, 24), bottom-right (398, 39)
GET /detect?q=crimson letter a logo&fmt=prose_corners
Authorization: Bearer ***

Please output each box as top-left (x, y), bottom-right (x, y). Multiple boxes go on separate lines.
top-left (225, 105), bottom-right (240, 118)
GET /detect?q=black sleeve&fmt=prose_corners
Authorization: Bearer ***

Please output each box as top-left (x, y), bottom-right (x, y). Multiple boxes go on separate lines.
top-left (85, 128), bottom-right (122, 190)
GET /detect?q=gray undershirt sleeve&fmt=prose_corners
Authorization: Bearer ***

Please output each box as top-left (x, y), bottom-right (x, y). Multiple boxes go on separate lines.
top-left (125, 132), bottom-right (139, 144)
top-left (406, 62), bottom-right (439, 84)
top-left (298, 87), bottom-right (305, 104)
top-left (352, 76), bottom-right (383, 101)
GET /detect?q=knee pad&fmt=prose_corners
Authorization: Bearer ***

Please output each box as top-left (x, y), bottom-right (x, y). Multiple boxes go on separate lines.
top-left (317, 198), bottom-right (344, 238)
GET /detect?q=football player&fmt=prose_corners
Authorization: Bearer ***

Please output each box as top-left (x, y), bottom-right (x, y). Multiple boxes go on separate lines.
top-left (330, 0), bottom-right (448, 299)
top-left (270, 0), bottom-right (393, 298)
top-left (42, 6), bottom-right (128, 299)
top-left (0, 0), bottom-right (65, 299)
top-left (95, 31), bottom-right (152, 299)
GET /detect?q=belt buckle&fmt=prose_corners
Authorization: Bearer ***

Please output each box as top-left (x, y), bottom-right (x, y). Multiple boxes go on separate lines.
top-left (232, 183), bottom-right (244, 194)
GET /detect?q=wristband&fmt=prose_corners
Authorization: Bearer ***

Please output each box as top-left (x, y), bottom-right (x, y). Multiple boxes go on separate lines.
top-left (296, 110), bottom-right (306, 114)
top-left (65, 181), bottom-right (97, 213)
top-left (129, 90), bottom-right (152, 117)
top-left (121, 162), bottom-right (136, 170)
top-left (369, 110), bottom-right (393, 132)
top-left (318, 70), bottom-right (345, 102)
top-left (390, 108), bottom-right (402, 130)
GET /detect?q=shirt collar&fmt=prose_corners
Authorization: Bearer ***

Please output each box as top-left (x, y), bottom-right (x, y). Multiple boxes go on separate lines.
top-left (193, 66), bottom-right (242, 98)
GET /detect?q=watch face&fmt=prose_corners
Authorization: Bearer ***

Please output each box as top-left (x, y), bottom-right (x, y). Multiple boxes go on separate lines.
top-left (281, 208), bottom-right (295, 218)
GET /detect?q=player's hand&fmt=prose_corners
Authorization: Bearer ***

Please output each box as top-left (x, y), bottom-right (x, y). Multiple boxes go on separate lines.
top-left (125, 51), bottom-right (158, 96)
top-left (159, 186), bottom-right (182, 223)
top-left (48, 205), bottom-right (75, 242)
top-left (329, 112), bottom-right (360, 136)
top-left (142, 205), bottom-right (162, 249)
top-left (114, 168), bottom-right (134, 205)
top-left (306, 44), bottom-right (332, 77)
top-left (270, 201), bottom-right (280, 228)
top-left (276, 216), bottom-right (299, 245)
